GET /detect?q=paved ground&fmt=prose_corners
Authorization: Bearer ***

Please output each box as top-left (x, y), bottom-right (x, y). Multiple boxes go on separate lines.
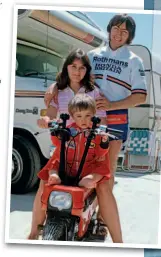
top-left (8, 170), bottom-right (160, 246)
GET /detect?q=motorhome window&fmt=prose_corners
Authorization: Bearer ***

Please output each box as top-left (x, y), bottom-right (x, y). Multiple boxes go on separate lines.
top-left (16, 44), bottom-right (62, 81)
top-left (67, 11), bottom-right (101, 31)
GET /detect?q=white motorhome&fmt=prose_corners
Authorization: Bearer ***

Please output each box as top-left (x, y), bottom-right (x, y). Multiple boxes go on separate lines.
top-left (13, 9), bottom-right (108, 194)
top-left (128, 46), bottom-right (161, 133)
top-left (13, 9), bottom-right (161, 194)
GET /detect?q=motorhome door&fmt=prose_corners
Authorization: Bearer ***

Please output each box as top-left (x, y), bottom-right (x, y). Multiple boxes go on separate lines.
top-left (128, 45), bottom-right (154, 130)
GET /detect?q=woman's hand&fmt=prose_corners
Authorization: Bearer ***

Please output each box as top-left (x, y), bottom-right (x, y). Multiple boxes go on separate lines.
top-left (44, 83), bottom-right (58, 107)
top-left (96, 96), bottom-right (111, 111)
top-left (37, 116), bottom-right (51, 129)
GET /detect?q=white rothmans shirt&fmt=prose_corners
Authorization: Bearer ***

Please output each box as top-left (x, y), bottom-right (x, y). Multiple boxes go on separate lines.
top-left (87, 44), bottom-right (147, 102)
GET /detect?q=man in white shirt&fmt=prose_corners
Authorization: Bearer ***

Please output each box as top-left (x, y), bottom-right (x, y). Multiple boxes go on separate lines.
top-left (88, 13), bottom-right (147, 190)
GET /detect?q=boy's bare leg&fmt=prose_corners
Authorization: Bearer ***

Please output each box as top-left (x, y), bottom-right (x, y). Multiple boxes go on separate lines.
top-left (96, 180), bottom-right (123, 243)
top-left (28, 180), bottom-right (46, 239)
top-left (79, 174), bottom-right (102, 188)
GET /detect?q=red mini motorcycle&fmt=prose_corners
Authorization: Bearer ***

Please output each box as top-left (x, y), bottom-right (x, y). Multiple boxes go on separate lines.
top-left (38, 113), bottom-right (122, 242)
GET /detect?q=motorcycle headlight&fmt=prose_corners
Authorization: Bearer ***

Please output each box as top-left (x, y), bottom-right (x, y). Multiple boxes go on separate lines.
top-left (48, 191), bottom-right (72, 211)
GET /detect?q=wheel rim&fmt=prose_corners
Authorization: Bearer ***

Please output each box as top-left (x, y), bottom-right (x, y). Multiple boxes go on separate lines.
top-left (12, 149), bottom-right (23, 184)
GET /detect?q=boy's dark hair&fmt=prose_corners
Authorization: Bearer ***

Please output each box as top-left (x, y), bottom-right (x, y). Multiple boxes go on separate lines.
top-left (68, 94), bottom-right (96, 116)
top-left (107, 14), bottom-right (136, 44)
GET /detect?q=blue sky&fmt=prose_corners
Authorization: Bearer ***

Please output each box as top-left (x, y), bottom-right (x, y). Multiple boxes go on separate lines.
top-left (85, 11), bottom-right (161, 59)
top-left (144, 0), bottom-right (154, 10)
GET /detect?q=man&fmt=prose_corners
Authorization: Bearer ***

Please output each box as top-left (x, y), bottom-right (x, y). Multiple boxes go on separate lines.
top-left (87, 13), bottom-right (147, 189)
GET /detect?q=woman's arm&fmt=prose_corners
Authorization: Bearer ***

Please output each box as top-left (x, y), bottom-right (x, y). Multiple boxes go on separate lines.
top-left (44, 83), bottom-right (58, 107)
top-left (37, 106), bottom-right (58, 129)
top-left (46, 105), bottom-right (58, 120)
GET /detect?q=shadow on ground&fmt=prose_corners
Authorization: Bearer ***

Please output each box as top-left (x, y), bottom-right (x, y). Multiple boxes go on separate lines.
top-left (10, 189), bottom-right (37, 212)
top-left (116, 170), bottom-right (160, 181)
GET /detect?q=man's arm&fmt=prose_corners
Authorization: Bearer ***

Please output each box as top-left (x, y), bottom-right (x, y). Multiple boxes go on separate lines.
top-left (108, 93), bottom-right (147, 111)
top-left (96, 56), bottom-right (147, 111)
top-left (96, 93), bottom-right (147, 111)
top-left (114, 55), bottom-right (147, 109)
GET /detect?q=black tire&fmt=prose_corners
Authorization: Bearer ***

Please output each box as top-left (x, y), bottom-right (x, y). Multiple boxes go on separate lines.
top-left (157, 157), bottom-right (161, 172)
top-left (42, 218), bottom-right (65, 240)
top-left (11, 135), bottom-right (41, 194)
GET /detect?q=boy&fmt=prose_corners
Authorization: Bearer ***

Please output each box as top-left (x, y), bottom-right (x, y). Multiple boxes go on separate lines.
top-left (38, 94), bottom-right (110, 187)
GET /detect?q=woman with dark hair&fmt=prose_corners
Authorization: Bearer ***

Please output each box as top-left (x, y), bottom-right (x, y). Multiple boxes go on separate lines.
top-left (28, 48), bottom-right (123, 243)
top-left (38, 48), bottom-right (106, 127)
top-left (44, 13), bottom-right (147, 236)
top-left (55, 49), bottom-right (94, 90)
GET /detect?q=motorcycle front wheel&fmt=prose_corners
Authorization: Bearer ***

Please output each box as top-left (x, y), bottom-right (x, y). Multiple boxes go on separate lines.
top-left (42, 217), bottom-right (65, 240)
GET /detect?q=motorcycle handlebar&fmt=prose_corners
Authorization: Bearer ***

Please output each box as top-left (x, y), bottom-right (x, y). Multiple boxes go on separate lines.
top-left (48, 121), bottom-right (59, 128)
top-left (96, 125), bottom-right (123, 137)
top-left (48, 121), bottom-right (123, 139)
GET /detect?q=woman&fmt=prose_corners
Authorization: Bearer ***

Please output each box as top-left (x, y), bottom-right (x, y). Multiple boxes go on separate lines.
top-left (28, 48), bottom-right (123, 243)
top-left (44, 13), bottom-right (147, 231)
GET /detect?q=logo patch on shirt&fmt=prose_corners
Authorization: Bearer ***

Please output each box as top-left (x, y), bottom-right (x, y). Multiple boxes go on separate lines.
top-left (92, 56), bottom-right (128, 74)
top-left (139, 69), bottom-right (145, 76)
top-left (85, 141), bottom-right (96, 148)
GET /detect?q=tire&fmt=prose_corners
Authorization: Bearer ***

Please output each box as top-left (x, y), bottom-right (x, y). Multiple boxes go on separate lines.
top-left (42, 218), bottom-right (65, 240)
top-left (11, 135), bottom-right (41, 194)
top-left (157, 157), bottom-right (161, 172)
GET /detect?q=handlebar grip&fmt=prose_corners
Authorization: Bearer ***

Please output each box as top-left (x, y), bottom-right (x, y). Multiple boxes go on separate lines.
top-left (107, 127), bottom-right (123, 137)
top-left (98, 125), bottom-right (123, 137)
top-left (48, 121), bottom-right (59, 128)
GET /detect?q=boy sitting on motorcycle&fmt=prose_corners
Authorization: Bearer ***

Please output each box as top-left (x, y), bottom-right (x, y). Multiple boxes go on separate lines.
top-left (38, 93), bottom-right (111, 188)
